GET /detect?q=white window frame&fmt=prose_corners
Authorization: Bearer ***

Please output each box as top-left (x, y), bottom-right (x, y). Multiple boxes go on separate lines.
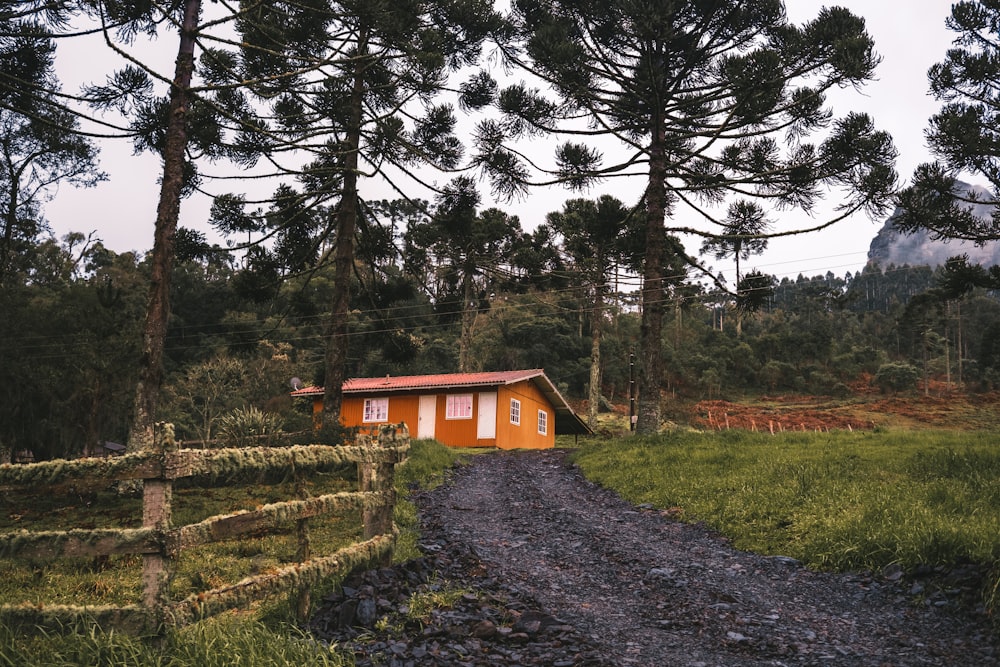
top-left (445, 393), bottom-right (473, 420)
top-left (510, 398), bottom-right (521, 425)
top-left (363, 398), bottom-right (389, 423)
top-left (537, 409), bottom-right (548, 435)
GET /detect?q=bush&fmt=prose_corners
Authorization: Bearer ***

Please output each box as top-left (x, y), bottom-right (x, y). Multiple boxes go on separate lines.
top-left (874, 362), bottom-right (920, 394)
top-left (758, 360), bottom-right (796, 392)
top-left (216, 406), bottom-right (284, 448)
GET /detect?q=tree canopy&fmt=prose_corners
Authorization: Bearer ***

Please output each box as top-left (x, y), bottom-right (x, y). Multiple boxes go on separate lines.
top-left (482, 0), bottom-right (898, 431)
top-left (896, 1), bottom-right (1000, 244)
top-left (0, 11), bottom-right (104, 285)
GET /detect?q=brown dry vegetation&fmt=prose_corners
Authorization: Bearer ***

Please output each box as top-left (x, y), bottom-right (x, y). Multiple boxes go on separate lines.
top-left (688, 391), bottom-right (1000, 433)
top-left (577, 388), bottom-right (1000, 436)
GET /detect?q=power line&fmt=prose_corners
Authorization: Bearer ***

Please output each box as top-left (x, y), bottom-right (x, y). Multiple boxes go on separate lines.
top-left (3, 258), bottom-right (963, 364)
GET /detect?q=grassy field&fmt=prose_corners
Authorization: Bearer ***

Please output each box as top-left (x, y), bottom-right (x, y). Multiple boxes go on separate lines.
top-left (570, 428), bottom-right (1000, 617)
top-left (0, 616), bottom-right (343, 667)
top-left (4, 427), bottom-right (999, 662)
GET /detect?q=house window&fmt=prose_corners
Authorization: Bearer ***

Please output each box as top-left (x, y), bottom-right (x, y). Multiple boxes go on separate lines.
top-left (446, 394), bottom-right (473, 419)
top-left (363, 398), bottom-right (389, 423)
top-left (510, 398), bottom-right (521, 425)
top-left (537, 409), bottom-right (548, 435)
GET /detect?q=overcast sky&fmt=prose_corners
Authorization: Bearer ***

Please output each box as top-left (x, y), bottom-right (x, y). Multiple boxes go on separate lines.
top-left (44, 1), bottom-right (964, 284)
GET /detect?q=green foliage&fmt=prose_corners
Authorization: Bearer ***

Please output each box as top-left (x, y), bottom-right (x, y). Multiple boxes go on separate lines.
top-left (0, 16), bottom-right (105, 286)
top-left (571, 430), bottom-right (1000, 613)
top-left (0, 243), bottom-right (145, 459)
top-left (874, 362), bottom-right (920, 394)
top-left (895, 0), bottom-right (1000, 245)
top-left (160, 341), bottom-right (305, 445)
top-left (215, 406), bottom-right (284, 448)
top-left (466, 292), bottom-right (589, 391)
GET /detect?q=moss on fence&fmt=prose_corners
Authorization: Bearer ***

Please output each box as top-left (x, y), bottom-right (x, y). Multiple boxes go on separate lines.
top-left (0, 423), bottom-right (409, 637)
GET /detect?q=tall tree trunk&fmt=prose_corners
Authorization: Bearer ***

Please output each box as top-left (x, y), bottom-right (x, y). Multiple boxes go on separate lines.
top-left (322, 27), bottom-right (367, 431)
top-left (735, 250), bottom-right (743, 337)
top-left (944, 301), bottom-right (951, 389)
top-left (956, 300), bottom-right (963, 386)
top-left (458, 260), bottom-right (475, 372)
top-left (923, 329), bottom-right (931, 397)
top-left (674, 296), bottom-right (682, 349)
top-left (588, 283), bottom-right (604, 429)
top-left (0, 167), bottom-right (22, 285)
top-left (127, 0), bottom-right (200, 451)
top-left (636, 112), bottom-right (667, 434)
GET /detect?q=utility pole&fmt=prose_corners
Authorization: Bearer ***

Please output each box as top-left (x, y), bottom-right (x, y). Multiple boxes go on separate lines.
top-left (629, 348), bottom-right (636, 432)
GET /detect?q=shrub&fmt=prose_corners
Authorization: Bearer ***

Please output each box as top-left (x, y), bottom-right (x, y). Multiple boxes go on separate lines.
top-left (758, 360), bottom-right (796, 391)
top-left (216, 406), bottom-right (284, 448)
top-left (874, 362), bottom-right (920, 394)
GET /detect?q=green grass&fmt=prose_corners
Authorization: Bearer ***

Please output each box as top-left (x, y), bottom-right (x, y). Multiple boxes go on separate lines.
top-left (0, 615), bottom-right (346, 667)
top-left (392, 438), bottom-right (463, 562)
top-left (571, 429), bottom-right (1000, 616)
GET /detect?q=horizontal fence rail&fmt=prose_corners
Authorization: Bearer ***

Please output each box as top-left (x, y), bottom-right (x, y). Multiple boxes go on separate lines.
top-left (0, 422), bottom-right (409, 637)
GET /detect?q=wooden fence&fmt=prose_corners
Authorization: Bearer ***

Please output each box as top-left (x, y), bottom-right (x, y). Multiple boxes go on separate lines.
top-left (0, 422), bottom-right (409, 636)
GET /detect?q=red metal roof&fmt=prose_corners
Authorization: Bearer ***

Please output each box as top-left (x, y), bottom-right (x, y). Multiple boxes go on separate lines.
top-left (290, 369), bottom-right (547, 396)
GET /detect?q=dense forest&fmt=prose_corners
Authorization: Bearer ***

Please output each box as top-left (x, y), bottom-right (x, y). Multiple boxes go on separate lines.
top-left (3, 220), bottom-right (1000, 460)
top-left (2, 1), bottom-right (1000, 459)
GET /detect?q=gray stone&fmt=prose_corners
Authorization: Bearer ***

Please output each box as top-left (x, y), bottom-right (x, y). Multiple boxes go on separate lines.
top-left (355, 598), bottom-right (377, 628)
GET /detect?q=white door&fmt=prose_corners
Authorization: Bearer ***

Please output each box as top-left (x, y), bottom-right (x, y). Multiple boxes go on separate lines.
top-left (477, 392), bottom-right (497, 440)
top-left (417, 395), bottom-right (436, 439)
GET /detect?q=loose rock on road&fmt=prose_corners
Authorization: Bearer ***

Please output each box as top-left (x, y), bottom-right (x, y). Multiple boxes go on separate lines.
top-left (310, 449), bottom-right (998, 666)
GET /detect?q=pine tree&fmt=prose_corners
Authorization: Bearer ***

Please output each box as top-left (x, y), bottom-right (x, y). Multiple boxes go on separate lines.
top-left (896, 1), bottom-right (1000, 244)
top-left (226, 0), bottom-right (500, 428)
top-left (480, 1), bottom-right (897, 432)
top-left (0, 9), bottom-right (104, 284)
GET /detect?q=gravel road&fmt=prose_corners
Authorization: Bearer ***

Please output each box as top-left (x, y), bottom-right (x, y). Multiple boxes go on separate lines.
top-left (310, 448), bottom-right (999, 666)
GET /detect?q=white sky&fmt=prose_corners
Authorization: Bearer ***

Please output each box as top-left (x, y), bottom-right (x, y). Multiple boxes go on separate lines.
top-left (44, 1), bottom-right (963, 284)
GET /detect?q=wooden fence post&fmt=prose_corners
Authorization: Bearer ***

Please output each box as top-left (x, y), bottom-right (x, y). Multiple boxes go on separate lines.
top-left (142, 422), bottom-right (177, 631)
top-left (294, 456), bottom-right (311, 621)
top-left (358, 426), bottom-right (400, 567)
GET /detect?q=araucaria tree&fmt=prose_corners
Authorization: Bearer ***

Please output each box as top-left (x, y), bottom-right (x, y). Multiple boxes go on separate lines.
top-left (124, 0), bottom-right (202, 451)
top-left (230, 0), bottom-right (499, 430)
top-left (486, 1), bottom-right (897, 432)
top-left (895, 1), bottom-right (1000, 248)
top-left (546, 195), bottom-right (635, 428)
top-left (405, 176), bottom-right (524, 372)
top-left (700, 201), bottom-right (771, 336)
top-left (0, 10), bottom-right (104, 284)
top-left (2, 1), bottom-right (194, 453)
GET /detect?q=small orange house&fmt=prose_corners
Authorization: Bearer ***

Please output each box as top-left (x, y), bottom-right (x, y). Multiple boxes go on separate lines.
top-left (291, 369), bottom-right (591, 449)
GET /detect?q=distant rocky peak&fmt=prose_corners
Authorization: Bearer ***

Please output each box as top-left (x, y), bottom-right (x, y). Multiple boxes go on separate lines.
top-left (867, 181), bottom-right (1000, 269)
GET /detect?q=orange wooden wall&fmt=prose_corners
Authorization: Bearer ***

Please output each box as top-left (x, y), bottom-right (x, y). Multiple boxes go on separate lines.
top-left (496, 381), bottom-right (555, 450)
top-left (341, 393), bottom-right (421, 433)
top-left (310, 379), bottom-right (556, 450)
top-left (429, 393), bottom-right (483, 448)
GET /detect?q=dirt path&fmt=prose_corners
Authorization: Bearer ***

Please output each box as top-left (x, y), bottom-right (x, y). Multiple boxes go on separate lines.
top-left (414, 449), bottom-right (998, 666)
